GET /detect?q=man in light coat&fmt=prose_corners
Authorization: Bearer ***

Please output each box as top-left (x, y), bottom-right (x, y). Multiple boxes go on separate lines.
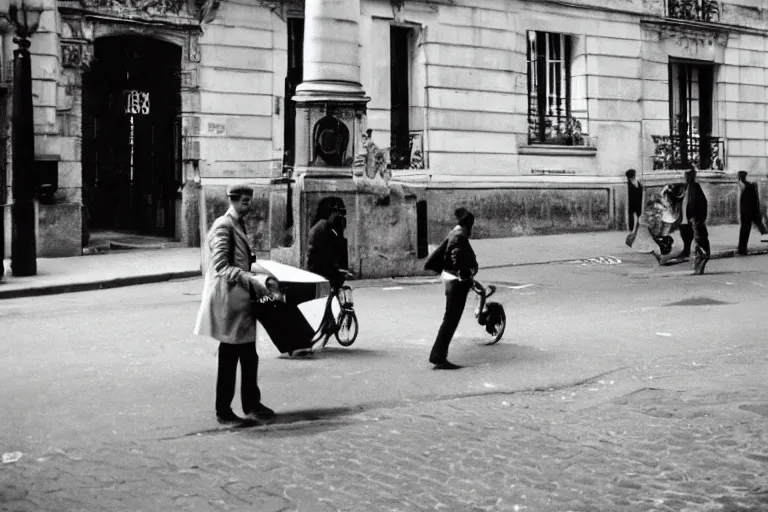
top-left (194, 184), bottom-right (281, 426)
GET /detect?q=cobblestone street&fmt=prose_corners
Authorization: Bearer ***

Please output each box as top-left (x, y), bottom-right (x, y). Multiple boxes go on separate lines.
top-left (4, 344), bottom-right (768, 512)
top-left (3, 255), bottom-right (768, 511)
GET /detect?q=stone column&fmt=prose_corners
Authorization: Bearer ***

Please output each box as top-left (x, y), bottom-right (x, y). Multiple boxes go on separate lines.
top-left (292, 0), bottom-right (369, 170)
top-left (295, 0), bottom-right (366, 101)
top-left (278, 0), bottom-right (370, 273)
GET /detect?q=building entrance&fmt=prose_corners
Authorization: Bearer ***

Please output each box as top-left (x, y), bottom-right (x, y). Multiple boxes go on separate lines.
top-left (82, 35), bottom-right (182, 237)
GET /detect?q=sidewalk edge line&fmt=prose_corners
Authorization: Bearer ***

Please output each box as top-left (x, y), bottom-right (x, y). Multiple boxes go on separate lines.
top-left (0, 270), bottom-right (202, 300)
top-left (483, 247), bottom-right (768, 270)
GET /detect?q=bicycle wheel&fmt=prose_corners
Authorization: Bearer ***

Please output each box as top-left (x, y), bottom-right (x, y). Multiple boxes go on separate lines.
top-left (335, 309), bottom-right (359, 347)
top-left (485, 306), bottom-right (506, 345)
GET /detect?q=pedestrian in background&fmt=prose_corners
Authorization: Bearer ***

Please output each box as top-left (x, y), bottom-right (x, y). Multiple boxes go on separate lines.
top-left (194, 183), bottom-right (281, 426)
top-left (427, 207), bottom-right (479, 370)
top-left (679, 169), bottom-right (710, 275)
top-left (626, 169), bottom-right (643, 233)
top-left (737, 170), bottom-right (768, 255)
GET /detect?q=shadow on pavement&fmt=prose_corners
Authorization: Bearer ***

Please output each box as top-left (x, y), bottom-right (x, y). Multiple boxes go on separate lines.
top-left (454, 341), bottom-right (551, 368)
top-left (240, 406), bottom-right (365, 438)
top-left (172, 406), bottom-right (365, 440)
top-left (277, 347), bottom-right (387, 360)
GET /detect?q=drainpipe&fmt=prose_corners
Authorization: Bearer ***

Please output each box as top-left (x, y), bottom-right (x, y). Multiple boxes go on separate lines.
top-left (420, 23), bottom-right (430, 174)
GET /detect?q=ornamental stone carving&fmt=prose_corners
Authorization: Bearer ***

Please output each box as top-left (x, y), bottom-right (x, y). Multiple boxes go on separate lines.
top-left (61, 42), bottom-right (94, 69)
top-left (81, 0), bottom-right (185, 15)
top-left (654, 23), bottom-right (728, 49)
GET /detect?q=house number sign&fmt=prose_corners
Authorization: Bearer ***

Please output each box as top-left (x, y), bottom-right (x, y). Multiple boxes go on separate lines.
top-left (124, 90), bottom-right (150, 115)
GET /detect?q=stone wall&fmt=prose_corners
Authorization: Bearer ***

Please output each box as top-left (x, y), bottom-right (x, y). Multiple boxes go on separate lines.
top-left (356, 0), bottom-right (768, 242)
top-left (195, 1), bottom-right (281, 181)
top-left (195, 1), bottom-right (285, 256)
top-left (425, 185), bottom-right (613, 242)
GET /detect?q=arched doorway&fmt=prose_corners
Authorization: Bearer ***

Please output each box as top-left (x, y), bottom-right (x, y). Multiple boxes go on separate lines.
top-left (82, 35), bottom-right (182, 238)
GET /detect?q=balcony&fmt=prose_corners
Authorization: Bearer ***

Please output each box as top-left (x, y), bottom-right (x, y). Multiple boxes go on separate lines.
top-left (652, 134), bottom-right (725, 171)
top-left (667, 0), bottom-right (720, 23)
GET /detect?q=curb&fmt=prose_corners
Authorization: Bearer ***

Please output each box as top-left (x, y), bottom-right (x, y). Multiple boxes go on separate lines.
top-left (0, 270), bottom-right (201, 300)
top-left (483, 246), bottom-right (768, 270)
top-left (1, 247), bottom-right (766, 300)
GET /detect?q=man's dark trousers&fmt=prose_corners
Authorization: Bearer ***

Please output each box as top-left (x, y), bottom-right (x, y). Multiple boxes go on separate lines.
top-left (680, 223), bottom-right (693, 258)
top-left (680, 220), bottom-right (710, 258)
top-left (430, 279), bottom-right (472, 363)
top-left (216, 342), bottom-right (261, 415)
top-left (738, 212), bottom-right (766, 254)
top-left (691, 218), bottom-right (710, 274)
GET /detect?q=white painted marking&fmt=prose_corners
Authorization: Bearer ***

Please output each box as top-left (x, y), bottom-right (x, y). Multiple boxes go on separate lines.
top-left (484, 382), bottom-right (498, 389)
top-left (2, 452), bottom-right (22, 464)
top-left (505, 284), bottom-right (535, 290)
top-left (382, 286), bottom-right (404, 291)
top-left (656, 332), bottom-right (672, 337)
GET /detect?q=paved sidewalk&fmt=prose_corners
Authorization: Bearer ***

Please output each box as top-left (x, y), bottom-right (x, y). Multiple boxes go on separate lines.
top-left (472, 222), bottom-right (768, 268)
top-left (0, 224), bottom-right (765, 299)
top-left (0, 248), bottom-right (201, 299)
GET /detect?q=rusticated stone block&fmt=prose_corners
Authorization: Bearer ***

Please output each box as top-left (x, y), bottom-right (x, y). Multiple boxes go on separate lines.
top-left (426, 187), bottom-right (612, 242)
top-left (37, 202), bottom-right (82, 257)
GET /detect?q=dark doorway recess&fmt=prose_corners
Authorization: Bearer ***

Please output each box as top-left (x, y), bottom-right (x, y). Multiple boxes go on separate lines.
top-left (390, 25), bottom-right (411, 169)
top-left (82, 35), bottom-right (182, 237)
top-left (283, 17), bottom-right (305, 168)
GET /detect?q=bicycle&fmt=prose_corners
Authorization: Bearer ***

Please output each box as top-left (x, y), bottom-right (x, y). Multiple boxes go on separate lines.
top-left (471, 280), bottom-right (506, 345)
top-left (289, 270), bottom-right (358, 356)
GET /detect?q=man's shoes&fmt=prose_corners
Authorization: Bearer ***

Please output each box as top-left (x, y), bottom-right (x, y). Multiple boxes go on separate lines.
top-left (431, 360), bottom-right (462, 370)
top-left (693, 254), bottom-right (710, 275)
top-left (216, 411), bottom-right (246, 426)
top-left (246, 403), bottom-right (277, 425)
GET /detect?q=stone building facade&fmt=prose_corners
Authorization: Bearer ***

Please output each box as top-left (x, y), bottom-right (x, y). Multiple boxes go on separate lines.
top-left (1, 0), bottom-right (766, 275)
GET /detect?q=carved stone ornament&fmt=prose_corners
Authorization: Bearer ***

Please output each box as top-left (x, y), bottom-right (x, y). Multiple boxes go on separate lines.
top-left (195, 0), bottom-right (220, 23)
top-left (188, 34), bottom-right (200, 62)
top-left (655, 23), bottom-right (728, 50)
top-left (61, 42), bottom-right (95, 69)
top-left (81, 0), bottom-right (186, 16)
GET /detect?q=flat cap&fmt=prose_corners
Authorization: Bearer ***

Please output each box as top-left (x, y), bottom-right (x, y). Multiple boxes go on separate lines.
top-left (226, 183), bottom-right (254, 197)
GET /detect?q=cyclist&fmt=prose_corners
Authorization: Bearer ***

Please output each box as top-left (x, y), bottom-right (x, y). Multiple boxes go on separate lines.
top-left (307, 197), bottom-right (350, 287)
top-left (302, 198), bottom-right (352, 353)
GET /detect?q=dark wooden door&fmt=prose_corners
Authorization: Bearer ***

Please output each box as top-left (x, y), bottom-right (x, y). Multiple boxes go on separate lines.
top-left (82, 36), bottom-right (181, 236)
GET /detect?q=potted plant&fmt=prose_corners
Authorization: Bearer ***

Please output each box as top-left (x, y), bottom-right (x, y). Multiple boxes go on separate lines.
top-left (553, 117), bottom-right (585, 146)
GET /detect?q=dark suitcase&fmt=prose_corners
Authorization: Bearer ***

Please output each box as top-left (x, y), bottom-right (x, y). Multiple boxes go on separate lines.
top-left (253, 298), bottom-right (316, 354)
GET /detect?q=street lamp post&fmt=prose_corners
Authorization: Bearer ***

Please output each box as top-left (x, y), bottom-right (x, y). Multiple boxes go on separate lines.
top-left (8, 1), bottom-right (41, 277)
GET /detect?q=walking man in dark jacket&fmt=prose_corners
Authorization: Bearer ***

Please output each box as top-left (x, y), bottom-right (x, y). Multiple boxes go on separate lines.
top-left (429, 207), bottom-right (479, 370)
top-left (626, 169), bottom-right (643, 232)
top-left (737, 171), bottom-right (767, 255)
top-left (679, 169), bottom-right (710, 275)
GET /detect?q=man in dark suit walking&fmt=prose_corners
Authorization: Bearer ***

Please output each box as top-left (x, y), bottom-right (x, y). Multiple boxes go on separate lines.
top-left (679, 169), bottom-right (710, 275)
top-left (626, 169), bottom-right (643, 232)
top-left (737, 171), bottom-right (767, 255)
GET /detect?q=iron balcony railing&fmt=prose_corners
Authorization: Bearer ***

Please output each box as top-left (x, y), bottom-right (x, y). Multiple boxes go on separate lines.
top-left (667, 0), bottom-right (720, 22)
top-left (652, 134), bottom-right (726, 171)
